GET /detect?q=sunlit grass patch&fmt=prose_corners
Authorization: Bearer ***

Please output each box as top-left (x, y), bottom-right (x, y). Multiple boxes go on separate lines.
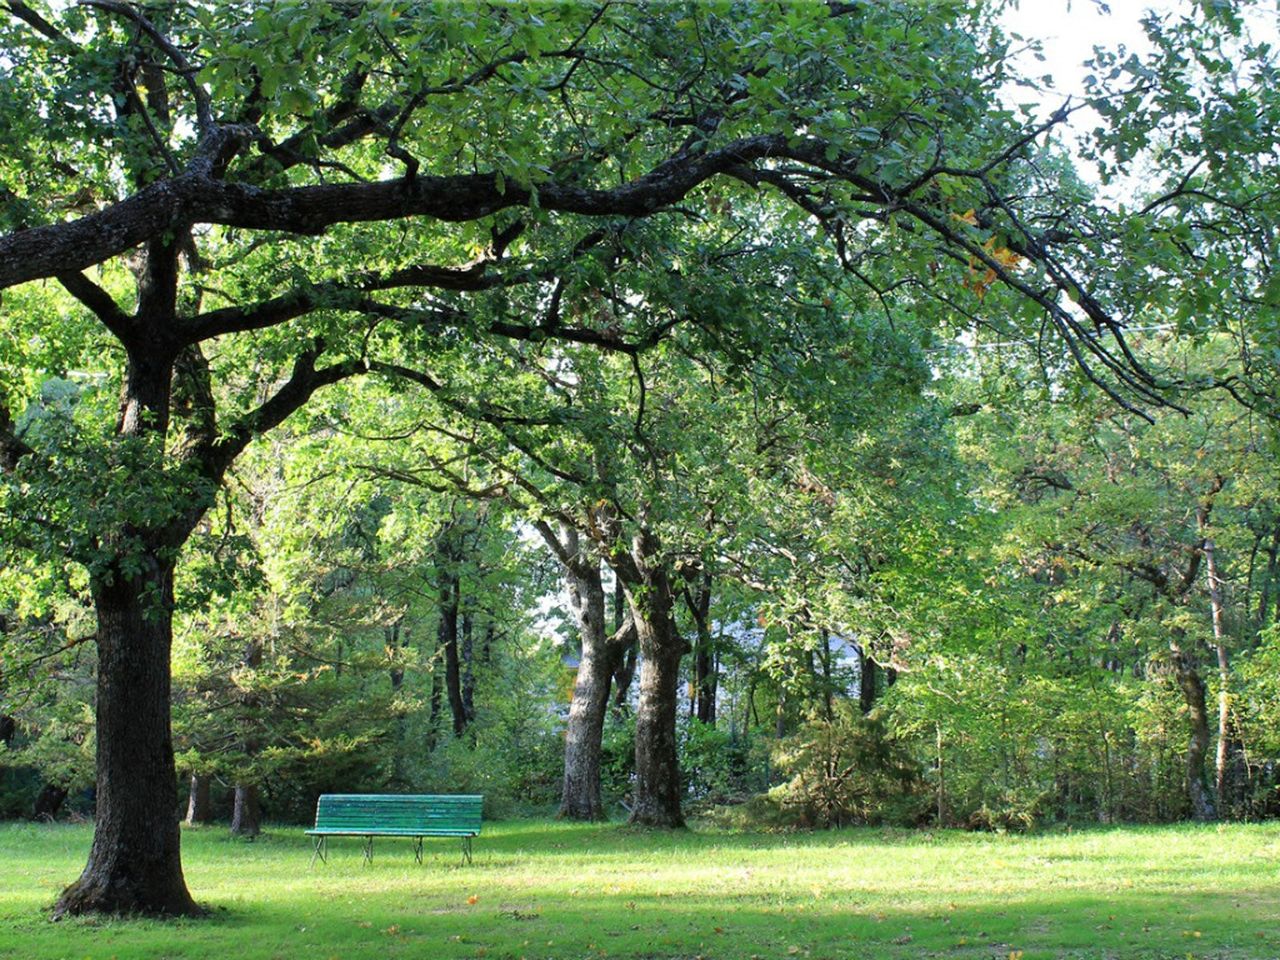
top-left (1, 820), bottom-right (1277, 959)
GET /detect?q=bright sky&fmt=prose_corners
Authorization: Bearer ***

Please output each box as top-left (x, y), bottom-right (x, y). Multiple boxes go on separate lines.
top-left (1004, 0), bottom-right (1278, 104)
top-left (1001, 0), bottom-right (1276, 198)
top-left (1004, 0), bottom-right (1160, 101)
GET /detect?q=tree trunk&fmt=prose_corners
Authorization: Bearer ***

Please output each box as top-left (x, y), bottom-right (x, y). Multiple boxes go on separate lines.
top-left (558, 543), bottom-right (640, 821)
top-left (611, 578), bottom-right (637, 714)
top-left (1259, 524), bottom-right (1280, 626)
top-left (427, 668), bottom-right (443, 752)
top-left (54, 560), bottom-right (200, 917)
top-left (558, 546), bottom-right (611, 820)
top-left (1205, 539), bottom-right (1244, 816)
top-left (33, 783), bottom-right (69, 822)
top-left (612, 642), bottom-right (638, 714)
top-left (1172, 638), bottom-right (1217, 821)
top-left (686, 571), bottom-right (716, 725)
top-left (623, 561), bottom-right (685, 828)
top-left (858, 645), bottom-right (878, 714)
top-left (439, 573), bottom-right (467, 737)
top-left (560, 641), bottom-right (617, 820)
top-left (461, 609), bottom-right (476, 724)
top-left (184, 774), bottom-right (212, 825)
top-left (229, 784), bottom-right (260, 837)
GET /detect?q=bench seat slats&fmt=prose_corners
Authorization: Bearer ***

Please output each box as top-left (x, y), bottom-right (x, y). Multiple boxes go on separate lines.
top-left (309, 794), bottom-right (483, 837)
top-left (306, 828), bottom-right (478, 836)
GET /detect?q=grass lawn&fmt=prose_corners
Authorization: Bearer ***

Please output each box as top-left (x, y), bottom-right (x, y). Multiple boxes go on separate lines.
top-left (1, 819), bottom-right (1277, 959)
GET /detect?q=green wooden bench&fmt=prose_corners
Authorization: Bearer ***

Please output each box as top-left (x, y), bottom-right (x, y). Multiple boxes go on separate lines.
top-left (306, 793), bottom-right (482, 867)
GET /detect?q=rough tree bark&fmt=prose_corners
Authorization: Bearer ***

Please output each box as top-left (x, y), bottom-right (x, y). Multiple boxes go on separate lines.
top-left (55, 552), bottom-right (200, 916)
top-left (616, 530), bottom-right (686, 829)
top-left (1171, 632), bottom-right (1217, 822)
top-left (538, 522), bottom-right (634, 821)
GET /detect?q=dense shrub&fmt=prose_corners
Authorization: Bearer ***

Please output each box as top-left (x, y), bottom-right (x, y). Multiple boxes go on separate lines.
top-left (768, 705), bottom-right (925, 828)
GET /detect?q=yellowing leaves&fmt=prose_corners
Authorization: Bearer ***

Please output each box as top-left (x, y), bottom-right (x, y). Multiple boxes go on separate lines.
top-left (949, 206), bottom-right (1026, 299)
top-left (965, 237), bottom-right (1026, 300)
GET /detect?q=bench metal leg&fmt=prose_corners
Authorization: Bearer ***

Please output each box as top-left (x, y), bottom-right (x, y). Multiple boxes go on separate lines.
top-left (309, 835), bottom-right (327, 868)
top-left (461, 835), bottom-right (472, 866)
top-left (363, 835), bottom-right (373, 865)
top-left (413, 837), bottom-right (424, 865)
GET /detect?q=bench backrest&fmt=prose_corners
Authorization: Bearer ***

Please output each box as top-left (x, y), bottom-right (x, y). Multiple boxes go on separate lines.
top-left (313, 794), bottom-right (483, 835)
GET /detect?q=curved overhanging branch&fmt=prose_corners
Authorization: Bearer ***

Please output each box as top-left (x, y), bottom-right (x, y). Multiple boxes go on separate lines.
top-left (0, 97), bottom-right (1180, 415)
top-left (195, 345), bottom-right (368, 485)
top-left (0, 134), bottom-right (795, 289)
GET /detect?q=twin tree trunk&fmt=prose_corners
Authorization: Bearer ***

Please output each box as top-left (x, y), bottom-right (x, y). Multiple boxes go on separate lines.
top-left (544, 517), bottom-right (687, 827)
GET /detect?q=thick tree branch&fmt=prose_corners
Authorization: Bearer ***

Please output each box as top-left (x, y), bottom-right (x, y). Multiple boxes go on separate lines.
top-left (56, 271), bottom-right (134, 339)
top-left (0, 134), bottom-right (795, 289)
top-left (200, 346), bottom-right (367, 480)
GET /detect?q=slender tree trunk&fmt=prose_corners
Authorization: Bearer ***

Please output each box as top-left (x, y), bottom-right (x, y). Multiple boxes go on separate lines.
top-left (1171, 634), bottom-right (1217, 821)
top-left (461, 609), bottom-right (476, 724)
top-left (185, 774), bottom-right (212, 825)
top-left (819, 629), bottom-right (834, 722)
top-left (387, 621), bottom-right (405, 693)
top-left (1259, 525), bottom-right (1280, 626)
top-left (686, 571), bottom-right (716, 725)
top-left (858, 645), bottom-right (878, 714)
top-left (935, 723), bottom-right (946, 827)
top-left (229, 784), bottom-right (261, 837)
top-left (55, 558), bottom-right (200, 917)
top-left (611, 578), bottom-right (637, 714)
top-left (427, 668), bottom-right (443, 752)
top-left (1205, 539), bottom-right (1242, 816)
top-left (612, 642), bottom-right (638, 714)
top-left (387, 621), bottom-right (406, 783)
top-left (439, 572), bottom-right (467, 737)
